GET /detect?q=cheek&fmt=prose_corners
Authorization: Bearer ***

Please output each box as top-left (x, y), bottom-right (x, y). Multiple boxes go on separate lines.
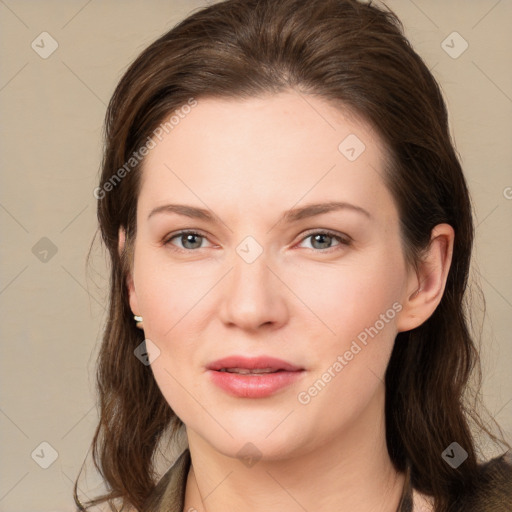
top-left (288, 253), bottom-right (404, 348)
top-left (133, 247), bottom-right (216, 339)
top-left (290, 250), bottom-right (404, 405)
top-left (131, 251), bottom-right (216, 418)
top-left (292, 272), bottom-right (400, 441)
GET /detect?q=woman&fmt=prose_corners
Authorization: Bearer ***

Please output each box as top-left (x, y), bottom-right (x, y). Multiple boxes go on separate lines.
top-left (76, 0), bottom-right (511, 510)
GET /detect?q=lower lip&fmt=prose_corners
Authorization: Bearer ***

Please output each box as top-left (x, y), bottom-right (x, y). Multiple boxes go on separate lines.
top-left (208, 369), bottom-right (305, 398)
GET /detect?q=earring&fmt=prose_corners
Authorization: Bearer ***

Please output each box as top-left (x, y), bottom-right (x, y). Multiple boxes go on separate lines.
top-left (134, 315), bottom-right (144, 330)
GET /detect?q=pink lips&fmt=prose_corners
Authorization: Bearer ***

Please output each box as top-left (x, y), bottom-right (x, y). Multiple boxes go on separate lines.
top-left (207, 355), bottom-right (305, 398)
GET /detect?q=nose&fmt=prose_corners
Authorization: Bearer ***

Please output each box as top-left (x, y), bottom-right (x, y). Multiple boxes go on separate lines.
top-left (217, 250), bottom-right (289, 332)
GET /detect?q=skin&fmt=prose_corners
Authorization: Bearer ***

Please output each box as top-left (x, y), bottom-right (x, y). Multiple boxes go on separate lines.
top-left (120, 91), bottom-right (453, 512)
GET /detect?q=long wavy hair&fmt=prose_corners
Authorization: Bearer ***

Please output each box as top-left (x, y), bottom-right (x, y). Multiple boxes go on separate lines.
top-left (75, 0), bottom-right (509, 510)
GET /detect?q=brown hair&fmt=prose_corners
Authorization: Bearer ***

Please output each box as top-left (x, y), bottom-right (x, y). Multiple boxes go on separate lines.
top-left (75, 0), bottom-right (509, 510)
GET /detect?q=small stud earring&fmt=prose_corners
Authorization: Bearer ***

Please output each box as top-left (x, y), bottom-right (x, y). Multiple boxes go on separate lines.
top-left (134, 315), bottom-right (144, 330)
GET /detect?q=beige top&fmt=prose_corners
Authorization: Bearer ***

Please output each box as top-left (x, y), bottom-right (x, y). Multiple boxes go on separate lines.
top-left (143, 449), bottom-right (512, 512)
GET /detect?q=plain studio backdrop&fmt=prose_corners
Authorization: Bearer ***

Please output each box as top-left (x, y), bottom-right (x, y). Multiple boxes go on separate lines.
top-left (0, 1), bottom-right (511, 510)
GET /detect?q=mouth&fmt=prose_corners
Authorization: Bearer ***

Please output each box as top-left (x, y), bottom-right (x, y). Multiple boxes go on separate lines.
top-left (207, 355), bottom-right (305, 398)
top-left (207, 355), bottom-right (303, 373)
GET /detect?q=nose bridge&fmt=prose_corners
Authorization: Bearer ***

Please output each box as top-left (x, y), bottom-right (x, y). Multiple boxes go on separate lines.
top-left (232, 243), bottom-right (270, 295)
top-left (219, 236), bottom-right (287, 330)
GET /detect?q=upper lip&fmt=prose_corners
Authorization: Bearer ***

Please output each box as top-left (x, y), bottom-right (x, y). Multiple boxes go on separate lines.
top-left (207, 355), bottom-right (303, 372)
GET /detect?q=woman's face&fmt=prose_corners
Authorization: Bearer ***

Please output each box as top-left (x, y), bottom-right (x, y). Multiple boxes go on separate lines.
top-left (127, 91), bottom-right (416, 460)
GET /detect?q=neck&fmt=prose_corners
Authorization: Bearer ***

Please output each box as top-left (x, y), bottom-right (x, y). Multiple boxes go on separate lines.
top-left (183, 387), bottom-right (405, 512)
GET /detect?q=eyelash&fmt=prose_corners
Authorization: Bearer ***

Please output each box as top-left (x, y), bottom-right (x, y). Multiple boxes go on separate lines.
top-left (163, 229), bottom-right (352, 253)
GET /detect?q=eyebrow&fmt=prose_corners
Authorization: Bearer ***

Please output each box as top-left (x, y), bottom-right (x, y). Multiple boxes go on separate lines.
top-left (147, 201), bottom-right (371, 223)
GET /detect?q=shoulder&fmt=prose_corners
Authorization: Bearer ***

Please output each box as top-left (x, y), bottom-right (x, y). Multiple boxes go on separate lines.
top-left (144, 448), bottom-right (191, 512)
top-left (90, 449), bottom-right (190, 512)
top-left (477, 450), bottom-right (512, 493)
top-left (459, 451), bottom-right (512, 511)
top-left (411, 451), bottom-right (512, 512)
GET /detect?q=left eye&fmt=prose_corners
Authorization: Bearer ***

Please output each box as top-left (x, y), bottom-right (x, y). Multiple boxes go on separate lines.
top-left (298, 231), bottom-right (350, 251)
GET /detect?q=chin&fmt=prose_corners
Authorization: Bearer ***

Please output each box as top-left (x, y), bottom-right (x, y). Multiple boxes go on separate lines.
top-left (187, 413), bottom-right (315, 463)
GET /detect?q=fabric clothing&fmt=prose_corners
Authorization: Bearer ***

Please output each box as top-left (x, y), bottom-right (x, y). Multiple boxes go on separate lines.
top-left (144, 448), bottom-right (512, 511)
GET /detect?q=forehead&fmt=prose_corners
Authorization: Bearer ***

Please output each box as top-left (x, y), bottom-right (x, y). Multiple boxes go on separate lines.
top-left (137, 91), bottom-right (394, 222)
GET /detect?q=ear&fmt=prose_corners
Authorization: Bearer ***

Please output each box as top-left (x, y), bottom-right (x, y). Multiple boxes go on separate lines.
top-left (396, 223), bottom-right (455, 333)
top-left (118, 226), bottom-right (140, 317)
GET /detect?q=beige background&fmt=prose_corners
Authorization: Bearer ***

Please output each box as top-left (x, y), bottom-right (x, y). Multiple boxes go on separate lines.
top-left (0, 0), bottom-right (511, 510)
